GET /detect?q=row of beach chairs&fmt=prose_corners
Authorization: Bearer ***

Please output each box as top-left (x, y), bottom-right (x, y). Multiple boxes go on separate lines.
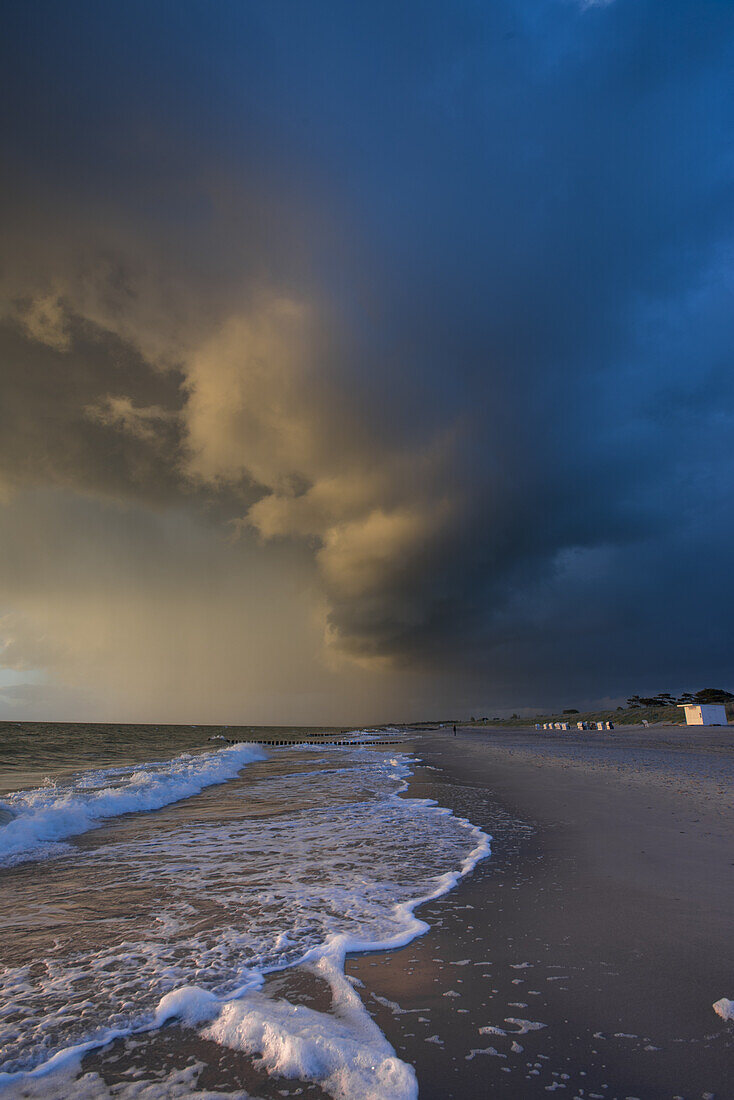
top-left (536, 721), bottom-right (614, 731)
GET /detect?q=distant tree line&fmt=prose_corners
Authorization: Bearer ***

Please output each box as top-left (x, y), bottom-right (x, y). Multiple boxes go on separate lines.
top-left (626, 688), bottom-right (734, 708)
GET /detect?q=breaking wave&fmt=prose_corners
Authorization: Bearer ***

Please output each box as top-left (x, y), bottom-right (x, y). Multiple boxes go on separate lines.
top-left (0, 742), bottom-right (267, 867)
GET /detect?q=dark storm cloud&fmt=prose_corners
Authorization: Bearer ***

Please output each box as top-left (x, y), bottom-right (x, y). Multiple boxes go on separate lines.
top-left (1, 0), bottom-right (733, 709)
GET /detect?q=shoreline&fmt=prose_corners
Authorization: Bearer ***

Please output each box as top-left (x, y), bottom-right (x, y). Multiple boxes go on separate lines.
top-left (2, 739), bottom-right (487, 1100)
top-left (346, 726), bottom-right (734, 1098)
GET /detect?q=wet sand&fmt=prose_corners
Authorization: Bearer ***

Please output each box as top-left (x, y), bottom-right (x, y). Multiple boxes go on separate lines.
top-left (347, 725), bottom-right (734, 1099)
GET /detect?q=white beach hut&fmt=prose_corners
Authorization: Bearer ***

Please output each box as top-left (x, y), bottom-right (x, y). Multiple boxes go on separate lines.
top-left (677, 703), bottom-right (728, 726)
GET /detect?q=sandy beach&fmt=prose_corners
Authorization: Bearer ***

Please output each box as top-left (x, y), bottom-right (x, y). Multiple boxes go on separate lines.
top-left (346, 725), bottom-right (734, 1099)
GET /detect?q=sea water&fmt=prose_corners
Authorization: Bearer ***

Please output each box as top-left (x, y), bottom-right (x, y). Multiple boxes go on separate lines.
top-left (0, 724), bottom-right (489, 1099)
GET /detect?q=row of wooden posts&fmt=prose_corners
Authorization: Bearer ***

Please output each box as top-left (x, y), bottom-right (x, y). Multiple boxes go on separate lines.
top-left (221, 738), bottom-right (404, 747)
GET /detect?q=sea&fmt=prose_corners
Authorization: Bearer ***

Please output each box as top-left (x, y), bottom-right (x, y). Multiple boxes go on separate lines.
top-left (0, 723), bottom-right (489, 1099)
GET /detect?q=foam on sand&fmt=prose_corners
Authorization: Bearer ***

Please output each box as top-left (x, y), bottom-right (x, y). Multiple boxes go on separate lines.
top-left (201, 954), bottom-right (416, 1100)
top-left (153, 760), bottom-right (491, 1100)
top-left (0, 742), bottom-right (267, 866)
top-left (713, 997), bottom-right (734, 1021)
top-left (0, 1055), bottom-right (246, 1099)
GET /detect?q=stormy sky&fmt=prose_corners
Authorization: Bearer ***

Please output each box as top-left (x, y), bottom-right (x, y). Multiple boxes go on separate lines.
top-left (1, 0), bottom-right (733, 723)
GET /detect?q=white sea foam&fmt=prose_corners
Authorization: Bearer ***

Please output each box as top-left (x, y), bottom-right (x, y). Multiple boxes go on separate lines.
top-left (479, 1018), bottom-right (547, 1037)
top-left (713, 997), bottom-right (734, 1021)
top-left (201, 954), bottom-right (416, 1100)
top-left (0, 1056), bottom-right (247, 1099)
top-left (0, 746), bottom-right (491, 1099)
top-left (186, 796), bottom-right (490, 1100)
top-left (0, 743), bottom-right (267, 867)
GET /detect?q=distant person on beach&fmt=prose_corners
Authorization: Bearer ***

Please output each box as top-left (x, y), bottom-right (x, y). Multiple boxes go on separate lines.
top-left (453, 724), bottom-right (457, 736)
